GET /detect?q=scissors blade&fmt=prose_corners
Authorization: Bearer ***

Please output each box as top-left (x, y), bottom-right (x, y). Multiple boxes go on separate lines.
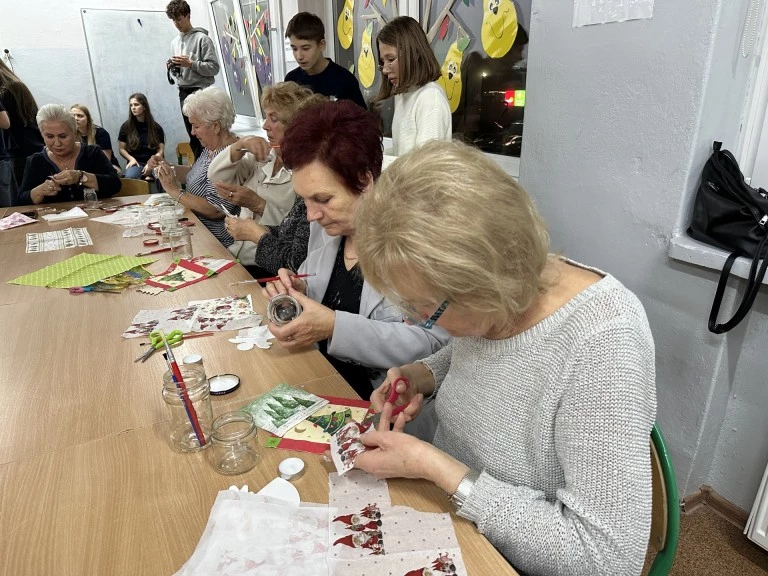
top-left (135, 347), bottom-right (156, 363)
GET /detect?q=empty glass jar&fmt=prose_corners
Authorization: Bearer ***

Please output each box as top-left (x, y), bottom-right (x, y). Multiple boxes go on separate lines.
top-left (208, 410), bottom-right (260, 475)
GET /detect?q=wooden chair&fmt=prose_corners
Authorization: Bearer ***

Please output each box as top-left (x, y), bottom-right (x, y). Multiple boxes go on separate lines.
top-left (177, 142), bottom-right (195, 166)
top-left (648, 424), bottom-right (680, 575)
top-left (115, 178), bottom-right (151, 197)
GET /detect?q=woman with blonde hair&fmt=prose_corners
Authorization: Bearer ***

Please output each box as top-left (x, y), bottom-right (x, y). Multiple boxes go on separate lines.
top-left (353, 140), bottom-right (657, 576)
top-left (371, 16), bottom-right (451, 155)
top-left (70, 103), bottom-right (121, 174)
top-left (151, 87), bottom-right (240, 248)
top-left (209, 81), bottom-right (325, 274)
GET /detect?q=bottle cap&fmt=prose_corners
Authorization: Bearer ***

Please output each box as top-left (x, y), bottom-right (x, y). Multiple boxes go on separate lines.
top-left (182, 354), bottom-right (203, 366)
top-left (208, 373), bottom-right (240, 395)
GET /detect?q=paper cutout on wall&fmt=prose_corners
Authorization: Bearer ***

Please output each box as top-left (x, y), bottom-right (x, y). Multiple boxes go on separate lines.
top-left (337, 0), bottom-right (355, 49)
top-left (357, 22), bottom-right (376, 88)
top-left (220, 12), bottom-right (249, 95)
top-left (243, 1), bottom-right (273, 89)
top-left (438, 37), bottom-right (468, 113)
top-left (481, 0), bottom-right (518, 58)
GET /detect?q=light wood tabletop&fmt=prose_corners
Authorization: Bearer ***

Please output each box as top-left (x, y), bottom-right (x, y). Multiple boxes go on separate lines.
top-left (0, 197), bottom-right (518, 576)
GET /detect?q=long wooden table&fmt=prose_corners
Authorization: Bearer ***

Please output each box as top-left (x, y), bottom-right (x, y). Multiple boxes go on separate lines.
top-left (0, 197), bottom-right (517, 575)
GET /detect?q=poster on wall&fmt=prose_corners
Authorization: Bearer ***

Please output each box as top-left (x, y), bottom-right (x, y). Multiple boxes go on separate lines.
top-left (211, 0), bottom-right (259, 117)
top-left (425, 0), bottom-right (530, 157)
top-left (573, 0), bottom-right (654, 28)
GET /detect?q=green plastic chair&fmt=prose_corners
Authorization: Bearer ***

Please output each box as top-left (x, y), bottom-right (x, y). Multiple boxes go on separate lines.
top-left (647, 424), bottom-right (680, 575)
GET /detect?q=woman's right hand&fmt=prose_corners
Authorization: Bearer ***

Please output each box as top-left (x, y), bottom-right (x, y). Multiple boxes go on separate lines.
top-left (31, 179), bottom-right (61, 204)
top-left (370, 366), bottom-right (426, 424)
top-left (261, 268), bottom-right (307, 299)
top-left (232, 136), bottom-right (271, 162)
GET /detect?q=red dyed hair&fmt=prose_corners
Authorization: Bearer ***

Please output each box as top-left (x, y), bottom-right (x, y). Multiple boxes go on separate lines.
top-left (281, 100), bottom-right (383, 194)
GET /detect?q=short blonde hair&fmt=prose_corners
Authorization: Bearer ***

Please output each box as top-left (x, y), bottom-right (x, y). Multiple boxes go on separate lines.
top-left (37, 103), bottom-right (77, 133)
top-left (356, 140), bottom-right (550, 323)
top-left (261, 81), bottom-right (323, 125)
top-left (182, 86), bottom-right (235, 130)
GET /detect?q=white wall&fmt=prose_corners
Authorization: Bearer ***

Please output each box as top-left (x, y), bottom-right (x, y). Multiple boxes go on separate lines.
top-left (0, 0), bottom-right (221, 157)
top-left (521, 0), bottom-right (768, 510)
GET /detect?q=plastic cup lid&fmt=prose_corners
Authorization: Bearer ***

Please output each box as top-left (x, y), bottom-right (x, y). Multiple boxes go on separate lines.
top-left (278, 457), bottom-right (305, 481)
top-left (208, 373), bottom-right (240, 395)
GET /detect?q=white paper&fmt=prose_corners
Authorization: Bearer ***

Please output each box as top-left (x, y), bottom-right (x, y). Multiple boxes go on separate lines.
top-left (26, 227), bottom-right (93, 253)
top-left (41, 206), bottom-right (89, 222)
top-left (573, 0), bottom-right (654, 27)
top-left (175, 491), bottom-right (329, 576)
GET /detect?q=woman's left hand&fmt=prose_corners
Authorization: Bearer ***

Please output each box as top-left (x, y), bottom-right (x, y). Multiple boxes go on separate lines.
top-left (154, 162), bottom-right (178, 190)
top-left (353, 404), bottom-right (431, 479)
top-left (267, 290), bottom-right (335, 349)
top-left (51, 170), bottom-right (80, 186)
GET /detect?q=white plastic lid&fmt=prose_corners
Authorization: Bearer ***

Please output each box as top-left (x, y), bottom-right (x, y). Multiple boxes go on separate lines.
top-left (182, 354), bottom-right (203, 365)
top-left (278, 457), bottom-right (305, 481)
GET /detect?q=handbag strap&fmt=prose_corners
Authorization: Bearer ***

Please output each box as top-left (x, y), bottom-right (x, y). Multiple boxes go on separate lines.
top-left (709, 233), bottom-right (768, 333)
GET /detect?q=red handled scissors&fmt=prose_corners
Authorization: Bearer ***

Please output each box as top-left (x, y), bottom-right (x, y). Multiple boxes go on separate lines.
top-left (366, 377), bottom-right (411, 426)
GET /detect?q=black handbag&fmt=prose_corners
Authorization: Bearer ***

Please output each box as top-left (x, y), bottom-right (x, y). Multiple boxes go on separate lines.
top-left (688, 141), bottom-right (768, 334)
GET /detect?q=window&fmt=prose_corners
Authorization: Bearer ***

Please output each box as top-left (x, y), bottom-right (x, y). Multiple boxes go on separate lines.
top-left (209, 0), bottom-right (280, 120)
top-left (424, 0), bottom-right (530, 157)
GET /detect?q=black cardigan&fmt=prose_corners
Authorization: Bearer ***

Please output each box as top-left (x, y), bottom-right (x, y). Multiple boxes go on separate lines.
top-left (19, 144), bottom-right (122, 205)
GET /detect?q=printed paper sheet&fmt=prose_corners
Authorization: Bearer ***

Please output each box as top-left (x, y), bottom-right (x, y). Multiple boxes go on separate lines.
top-left (0, 212), bottom-right (36, 230)
top-left (242, 383), bottom-right (329, 437)
top-left (26, 227), bottom-right (93, 253)
top-left (573, 0), bottom-right (654, 27)
top-left (8, 253), bottom-right (157, 288)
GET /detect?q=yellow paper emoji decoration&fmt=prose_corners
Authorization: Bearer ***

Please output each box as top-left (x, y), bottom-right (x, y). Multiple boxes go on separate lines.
top-left (481, 0), bottom-right (518, 58)
top-left (358, 22), bottom-right (376, 88)
top-left (438, 38), bottom-right (469, 113)
top-left (337, 0), bottom-right (355, 50)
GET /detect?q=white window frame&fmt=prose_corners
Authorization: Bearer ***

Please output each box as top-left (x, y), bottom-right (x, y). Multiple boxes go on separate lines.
top-left (737, 1), bottom-right (768, 185)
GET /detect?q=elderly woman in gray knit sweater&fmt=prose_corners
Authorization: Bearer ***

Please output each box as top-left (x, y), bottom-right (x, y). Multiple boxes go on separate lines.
top-left (354, 140), bottom-right (657, 576)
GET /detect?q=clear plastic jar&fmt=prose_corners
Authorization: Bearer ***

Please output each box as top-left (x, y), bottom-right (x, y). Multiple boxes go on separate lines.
top-left (208, 410), bottom-right (260, 475)
top-left (161, 365), bottom-right (213, 453)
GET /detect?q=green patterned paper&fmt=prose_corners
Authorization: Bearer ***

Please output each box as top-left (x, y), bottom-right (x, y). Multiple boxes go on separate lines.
top-left (9, 253), bottom-right (158, 288)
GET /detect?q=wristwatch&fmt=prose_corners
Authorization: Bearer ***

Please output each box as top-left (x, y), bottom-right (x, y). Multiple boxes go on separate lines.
top-left (448, 470), bottom-right (479, 511)
top-left (78, 170), bottom-right (87, 185)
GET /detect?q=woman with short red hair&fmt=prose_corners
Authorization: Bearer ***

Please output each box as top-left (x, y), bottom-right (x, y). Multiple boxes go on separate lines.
top-left (262, 100), bottom-right (449, 399)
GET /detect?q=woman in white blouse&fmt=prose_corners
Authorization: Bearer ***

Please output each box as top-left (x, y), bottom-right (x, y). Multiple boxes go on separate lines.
top-left (371, 16), bottom-right (452, 156)
top-left (208, 82), bottom-right (324, 264)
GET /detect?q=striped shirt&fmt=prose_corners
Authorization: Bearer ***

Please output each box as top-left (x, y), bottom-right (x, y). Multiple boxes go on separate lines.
top-left (186, 147), bottom-right (240, 247)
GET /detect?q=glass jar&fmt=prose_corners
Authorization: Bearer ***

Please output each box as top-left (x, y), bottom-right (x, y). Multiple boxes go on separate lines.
top-left (169, 226), bottom-right (193, 260)
top-left (157, 205), bottom-right (178, 245)
top-left (208, 410), bottom-right (260, 475)
top-left (161, 364), bottom-right (213, 453)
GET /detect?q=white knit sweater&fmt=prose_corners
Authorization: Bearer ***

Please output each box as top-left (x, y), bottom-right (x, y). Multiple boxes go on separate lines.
top-left (391, 81), bottom-right (452, 156)
top-left (422, 267), bottom-right (656, 576)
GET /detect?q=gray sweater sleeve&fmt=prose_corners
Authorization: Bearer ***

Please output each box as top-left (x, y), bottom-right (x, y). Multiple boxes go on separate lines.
top-left (457, 320), bottom-right (656, 576)
top-left (193, 35), bottom-right (220, 77)
top-left (419, 341), bottom-right (454, 395)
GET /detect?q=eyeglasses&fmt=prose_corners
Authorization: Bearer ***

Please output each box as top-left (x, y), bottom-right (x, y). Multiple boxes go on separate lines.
top-left (377, 57), bottom-right (398, 72)
top-left (392, 296), bottom-right (449, 330)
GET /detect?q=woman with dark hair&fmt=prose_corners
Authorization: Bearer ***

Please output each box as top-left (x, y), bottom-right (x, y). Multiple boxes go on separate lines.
top-left (0, 61), bottom-right (44, 184)
top-left (118, 93), bottom-right (165, 183)
top-left (262, 99), bottom-right (449, 399)
top-left (71, 104), bottom-right (122, 175)
top-left (371, 16), bottom-right (451, 155)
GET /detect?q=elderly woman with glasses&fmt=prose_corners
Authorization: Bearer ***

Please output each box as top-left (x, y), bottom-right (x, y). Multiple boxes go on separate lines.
top-left (19, 103), bottom-right (121, 205)
top-left (150, 87), bottom-right (240, 247)
top-left (262, 100), bottom-right (449, 399)
top-left (351, 140), bottom-right (657, 576)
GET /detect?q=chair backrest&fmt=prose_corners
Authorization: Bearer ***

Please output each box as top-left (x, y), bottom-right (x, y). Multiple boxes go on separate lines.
top-left (177, 142), bottom-right (194, 166)
top-left (116, 178), bottom-right (150, 197)
top-left (648, 424), bottom-right (680, 576)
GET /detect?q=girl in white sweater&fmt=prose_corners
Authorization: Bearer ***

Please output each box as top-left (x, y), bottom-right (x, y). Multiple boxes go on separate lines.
top-left (372, 16), bottom-right (452, 156)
